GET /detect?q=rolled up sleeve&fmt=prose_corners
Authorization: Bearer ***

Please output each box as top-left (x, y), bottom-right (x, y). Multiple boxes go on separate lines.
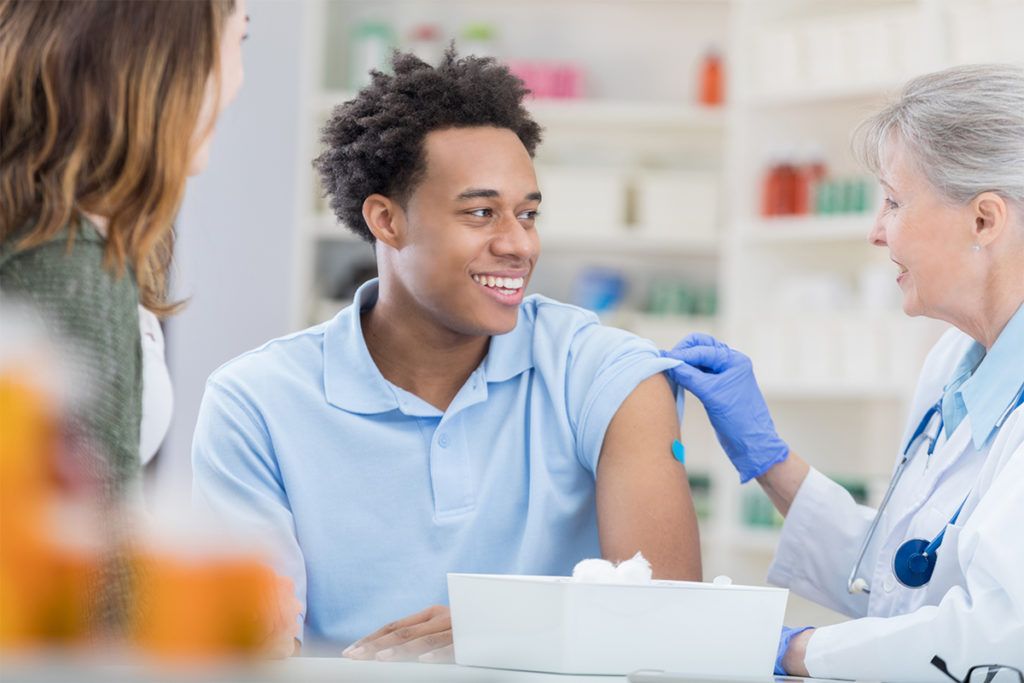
top-left (566, 323), bottom-right (681, 475)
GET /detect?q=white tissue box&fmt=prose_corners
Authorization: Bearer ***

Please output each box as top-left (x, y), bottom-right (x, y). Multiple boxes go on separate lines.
top-left (448, 573), bottom-right (788, 677)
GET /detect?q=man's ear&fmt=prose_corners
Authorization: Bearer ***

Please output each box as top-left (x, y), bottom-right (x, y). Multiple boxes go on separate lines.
top-left (362, 194), bottom-right (406, 248)
top-left (971, 191), bottom-right (1009, 248)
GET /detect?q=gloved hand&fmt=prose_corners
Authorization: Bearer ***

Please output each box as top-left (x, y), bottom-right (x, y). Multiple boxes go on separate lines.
top-left (775, 626), bottom-right (814, 675)
top-left (661, 333), bottom-right (789, 483)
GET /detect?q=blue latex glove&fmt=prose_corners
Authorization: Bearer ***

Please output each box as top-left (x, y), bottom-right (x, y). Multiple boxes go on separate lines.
top-left (661, 333), bottom-right (789, 483)
top-left (775, 626), bottom-right (814, 675)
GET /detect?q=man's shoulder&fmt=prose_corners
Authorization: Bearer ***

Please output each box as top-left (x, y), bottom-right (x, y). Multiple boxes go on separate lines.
top-left (519, 293), bottom-right (597, 327)
top-left (207, 319), bottom-right (331, 395)
top-left (517, 294), bottom-right (658, 369)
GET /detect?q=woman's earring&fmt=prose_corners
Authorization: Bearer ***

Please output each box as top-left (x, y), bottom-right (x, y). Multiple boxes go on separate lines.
top-left (972, 244), bottom-right (982, 253)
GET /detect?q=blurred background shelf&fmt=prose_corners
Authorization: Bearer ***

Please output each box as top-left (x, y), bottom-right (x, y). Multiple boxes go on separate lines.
top-left (316, 90), bottom-right (727, 130)
top-left (760, 381), bottom-right (909, 401)
top-left (541, 231), bottom-right (719, 256)
top-left (529, 99), bottom-right (727, 130)
top-left (742, 80), bottom-right (905, 108)
top-left (742, 214), bottom-right (875, 245)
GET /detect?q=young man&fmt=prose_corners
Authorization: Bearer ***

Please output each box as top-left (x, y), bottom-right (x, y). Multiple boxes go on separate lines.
top-left (192, 50), bottom-right (700, 661)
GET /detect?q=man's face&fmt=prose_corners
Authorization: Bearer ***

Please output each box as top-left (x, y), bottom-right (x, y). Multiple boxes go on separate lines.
top-left (392, 126), bottom-right (541, 337)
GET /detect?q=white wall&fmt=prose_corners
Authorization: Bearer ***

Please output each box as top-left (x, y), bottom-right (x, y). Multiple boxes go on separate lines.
top-left (151, 0), bottom-right (308, 509)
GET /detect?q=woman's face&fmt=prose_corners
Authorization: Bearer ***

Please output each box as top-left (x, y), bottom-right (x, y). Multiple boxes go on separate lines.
top-left (867, 139), bottom-right (978, 322)
top-left (188, 0), bottom-right (248, 176)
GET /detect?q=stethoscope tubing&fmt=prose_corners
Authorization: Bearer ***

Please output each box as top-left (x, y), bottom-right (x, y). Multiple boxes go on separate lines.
top-left (847, 401), bottom-right (944, 593)
top-left (846, 450), bottom-right (910, 595)
top-left (847, 381), bottom-right (1024, 595)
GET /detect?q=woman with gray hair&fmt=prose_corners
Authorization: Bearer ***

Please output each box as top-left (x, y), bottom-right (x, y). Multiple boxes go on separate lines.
top-left (665, 63), bottom-right (1024, 681)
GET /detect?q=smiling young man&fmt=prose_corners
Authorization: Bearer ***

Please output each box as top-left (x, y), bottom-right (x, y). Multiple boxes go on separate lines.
top-left (191, 50), bottom-right (700, 660)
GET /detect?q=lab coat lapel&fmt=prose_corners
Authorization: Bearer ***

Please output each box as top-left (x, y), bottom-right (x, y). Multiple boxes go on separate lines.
top-left (883, 418), bottom-right (974, 538)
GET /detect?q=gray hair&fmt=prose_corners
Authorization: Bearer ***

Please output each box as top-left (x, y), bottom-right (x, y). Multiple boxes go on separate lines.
top-left (854, 63), bottom-right (1024, 208)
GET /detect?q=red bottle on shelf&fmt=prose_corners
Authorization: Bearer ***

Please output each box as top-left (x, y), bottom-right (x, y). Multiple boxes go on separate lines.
top-left (698, 48), bottom-right (724, 106)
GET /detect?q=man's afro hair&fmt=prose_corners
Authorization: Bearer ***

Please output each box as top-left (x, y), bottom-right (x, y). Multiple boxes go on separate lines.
top-left (313, 47), bottom-right (543, 243)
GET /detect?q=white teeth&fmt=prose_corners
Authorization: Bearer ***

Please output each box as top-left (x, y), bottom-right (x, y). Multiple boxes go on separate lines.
top-left (473, 274), bottom-right (525, 290)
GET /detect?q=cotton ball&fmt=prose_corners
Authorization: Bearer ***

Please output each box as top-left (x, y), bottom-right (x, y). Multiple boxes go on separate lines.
top-left (572, 558), bottom-right (618, 583)
top-left (614, 551), bottom-right (653, 584)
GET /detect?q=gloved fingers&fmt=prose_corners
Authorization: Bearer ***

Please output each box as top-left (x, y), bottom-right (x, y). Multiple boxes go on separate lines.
top-left (663, 342), bottom-right (733, 373)
top-left (666, 332), bottom-right (727, 354)
top-left (662, 355), bottom-right (712, 393)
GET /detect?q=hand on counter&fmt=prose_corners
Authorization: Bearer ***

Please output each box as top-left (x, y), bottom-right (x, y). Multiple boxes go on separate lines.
top-left (342, 605), bottom-right (453, 663)
top-left (262, 574), bottom-right (303, 658)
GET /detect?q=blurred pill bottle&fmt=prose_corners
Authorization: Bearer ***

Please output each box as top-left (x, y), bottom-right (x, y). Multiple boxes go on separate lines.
top-left (128, 521), bottom-right (290, 662)
top-left (461, 22), bottom-right (497, 58)
top-left (407, 23), bottom-right (443, 66)
top-left (0, 373), bottom-right (102, 650)
top-left (698, 47), bottom-right (724, 106)
top-left (349, 20), bottom-right (395, 89)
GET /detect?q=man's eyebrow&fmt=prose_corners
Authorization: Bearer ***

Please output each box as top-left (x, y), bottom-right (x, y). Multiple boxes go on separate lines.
top-left (455, 188), bottom-right (500, 200)
top-left (454, 189), bottom-right (543, 202)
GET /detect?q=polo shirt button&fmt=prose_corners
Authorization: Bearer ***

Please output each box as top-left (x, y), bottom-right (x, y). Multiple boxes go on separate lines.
top-left (438, 434), bottom-right (450, 448)
top-left (883, 575), bottom-right (896, 592)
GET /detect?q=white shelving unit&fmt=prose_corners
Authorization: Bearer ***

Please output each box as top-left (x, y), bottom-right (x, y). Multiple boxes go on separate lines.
top-left (293, 0), bottom-right (1024, 628)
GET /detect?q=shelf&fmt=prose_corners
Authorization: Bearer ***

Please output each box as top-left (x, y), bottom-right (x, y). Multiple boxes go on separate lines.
top-left (314, 91), bottom-right (726, 131)
top-left (742, 214), bottom-right (874, 245)
top-left (760, 381), bottom-right (908, 401)
top-left (527, 99), bottom-right (726, 131)
top-left (310, 215), bottom-right (719, 256)
top-left (541, 231), bottom-right (719, 256)
top-left (743, 80), bottom-right (904, 109)
top-left (608, 312), bottom-right (718, 349)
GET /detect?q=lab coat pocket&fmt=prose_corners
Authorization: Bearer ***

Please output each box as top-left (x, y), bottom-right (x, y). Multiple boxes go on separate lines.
top-left (924, 514), bottom-right (966, 603)
top-left (904, 505), bottom-right (950, 544)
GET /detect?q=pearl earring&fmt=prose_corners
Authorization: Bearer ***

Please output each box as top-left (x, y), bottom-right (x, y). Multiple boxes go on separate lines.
top-left (972, 244), bottom-right (982, 253)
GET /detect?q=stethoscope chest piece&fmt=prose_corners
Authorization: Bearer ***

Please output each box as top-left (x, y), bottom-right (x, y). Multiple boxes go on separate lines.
top-left (893, 538), bottom-right (937, 588)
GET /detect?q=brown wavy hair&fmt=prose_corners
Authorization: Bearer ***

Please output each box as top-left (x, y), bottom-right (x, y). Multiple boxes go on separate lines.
top-left (0, 0), bottom-right (234, 315)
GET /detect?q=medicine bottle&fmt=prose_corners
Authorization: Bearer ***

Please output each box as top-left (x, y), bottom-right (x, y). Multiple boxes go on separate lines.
top-left (698, 48), bottom-right (724, 106)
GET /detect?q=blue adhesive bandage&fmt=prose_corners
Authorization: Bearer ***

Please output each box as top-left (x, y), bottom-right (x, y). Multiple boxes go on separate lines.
top-left (672, 439), bottom-right (686, 464)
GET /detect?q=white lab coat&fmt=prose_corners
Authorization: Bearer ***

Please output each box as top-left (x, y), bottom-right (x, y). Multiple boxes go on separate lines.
top-left (767, 328), bottom-right (1024, 682)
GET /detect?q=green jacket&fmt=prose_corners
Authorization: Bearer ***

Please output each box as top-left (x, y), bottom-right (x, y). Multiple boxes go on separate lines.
top-left (0, 219), bottom-right (142, 492)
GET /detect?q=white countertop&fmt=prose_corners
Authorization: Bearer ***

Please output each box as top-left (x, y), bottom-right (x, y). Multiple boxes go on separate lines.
top-left (0, 655), bottom-right (824, 683)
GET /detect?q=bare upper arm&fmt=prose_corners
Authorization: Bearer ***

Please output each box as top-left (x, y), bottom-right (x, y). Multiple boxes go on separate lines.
top-left (595, 372), bottom-right (702, 581)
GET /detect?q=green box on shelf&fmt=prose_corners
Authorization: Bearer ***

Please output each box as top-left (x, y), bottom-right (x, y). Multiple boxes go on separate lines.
top-left (741, 486), bottom-right (783, 529)
top-left (688, 473), bottom-right (712, 521)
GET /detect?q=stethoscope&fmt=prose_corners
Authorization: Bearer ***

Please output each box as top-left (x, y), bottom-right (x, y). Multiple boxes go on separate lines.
top-left (847, 381), bottom-right (1024, 595)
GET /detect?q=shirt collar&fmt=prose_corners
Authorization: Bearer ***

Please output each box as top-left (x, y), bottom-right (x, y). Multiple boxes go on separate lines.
top-left (323, 279), bottom-right (535, 414)
top-left (482, 301), bottom-right (535, 383)
top-left (957, 301), bottom-right (1024, 449)
top-left (323, 279), bottom-right (401, 414)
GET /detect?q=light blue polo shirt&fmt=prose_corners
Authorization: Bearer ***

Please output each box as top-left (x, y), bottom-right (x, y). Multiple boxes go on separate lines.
top-left (191, 279), bottom-right (678, 647)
